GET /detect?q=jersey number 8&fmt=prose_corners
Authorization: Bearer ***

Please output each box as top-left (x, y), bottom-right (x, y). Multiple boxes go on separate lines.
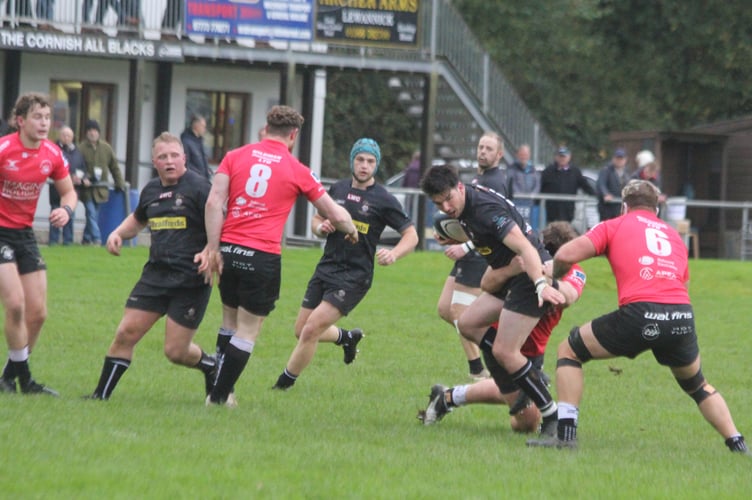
top-left (246, 164), bottom-right (272, 198)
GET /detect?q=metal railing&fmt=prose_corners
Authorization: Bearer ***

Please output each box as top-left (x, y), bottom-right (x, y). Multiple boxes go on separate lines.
top-left (2, 0), bottom-right (555, 161)
top-left (385, 186), bottom-right (752, 260)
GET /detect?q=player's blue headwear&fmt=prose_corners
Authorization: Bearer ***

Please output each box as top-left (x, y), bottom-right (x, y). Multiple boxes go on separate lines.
top-left (350, 138), bottom-right (381, 174)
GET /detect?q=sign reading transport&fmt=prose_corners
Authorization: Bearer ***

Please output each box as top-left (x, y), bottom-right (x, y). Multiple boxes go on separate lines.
top-left (0, 29), bottom-right (184, 61)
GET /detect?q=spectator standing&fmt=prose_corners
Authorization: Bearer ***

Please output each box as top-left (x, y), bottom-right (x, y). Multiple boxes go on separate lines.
top-left (181, 115), bottom-right (212, 181)
top-left (631, 151), bottom-right (667, 205)
top-left (540, 146), bottom-right (596, 223)
top-left (402, 151), bottom-right (421, 188)
top-left (272, 138), bottom-right (418, 390)
top-left (87, 132), bottom-right (216, 400)
top-left (528, 180), bottom-right (748, 453)
top-left (596, 148), bottom-right (629, 221)
top-left (508, 144), bottom-right (541, 228)
top-left (200, 105), bottom-right (358, 407)
top-left (0, 92), bottom-right (77, 395)
top-left (78, 119), bottom-right (126, 245)
top-left (49, 126), bottom-right (85, 246)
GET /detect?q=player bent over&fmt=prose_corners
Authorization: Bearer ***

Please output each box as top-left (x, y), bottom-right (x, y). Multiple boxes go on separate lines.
top-left (87, 133), bottom-right (216, 400)
top-left (528, 179), bottom-right (749, 454)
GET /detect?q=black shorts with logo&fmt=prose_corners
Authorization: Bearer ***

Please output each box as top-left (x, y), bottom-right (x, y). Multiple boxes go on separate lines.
top-left (491, 273), bottom-right (548, 319)
top-left (217, 244), bottom-right (281, 316)
top-left (126, 281), bottom-right (211, 330)
top-left (449, 252), bottom-right (487, 288)
top-left (301, 274), bottom-right (369, 316)
top-left (591, 302), bottom-right (699, 367)
top-left (0, 227), bottom-right (46, 274)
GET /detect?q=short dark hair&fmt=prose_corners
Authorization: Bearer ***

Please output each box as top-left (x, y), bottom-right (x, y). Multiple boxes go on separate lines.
top-left (13, 92), bottom-right (51, 119)
top-left (266, 105), bottom-right (304, 137)
top-left (420, 164), bottom-right (460, 197)
top-left (541, 221), bottom-right (579, 255)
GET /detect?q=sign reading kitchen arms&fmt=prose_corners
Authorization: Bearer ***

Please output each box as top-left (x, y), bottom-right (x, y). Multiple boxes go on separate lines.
top-left (315, 0), bottom-right (419, 47)
top-left (0, 29), bottom-right (183, 61)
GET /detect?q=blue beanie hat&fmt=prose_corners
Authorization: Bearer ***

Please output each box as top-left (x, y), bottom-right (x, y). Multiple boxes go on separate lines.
top-left (350, 138), bottom-right (381, 173)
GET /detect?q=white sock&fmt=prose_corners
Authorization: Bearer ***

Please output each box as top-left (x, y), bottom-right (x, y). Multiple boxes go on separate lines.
top-left (229, 336), bottom-right (255, 354)
top-left (451, 385), bottom-right (469, 406)
top-left (558, 402), bottom-right (579, 424)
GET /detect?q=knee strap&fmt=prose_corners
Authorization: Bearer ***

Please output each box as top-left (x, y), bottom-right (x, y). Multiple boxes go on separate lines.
top-left (557, 358), bottom-right (582, 369)
top-left (677, 369), bottom-right (717, 405)
top-left (567, 326), bottom-right (592, 363)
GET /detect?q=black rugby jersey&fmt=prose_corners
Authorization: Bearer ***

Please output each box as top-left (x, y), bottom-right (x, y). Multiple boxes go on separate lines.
top-left (460, 165), bottom-right (513, 266)
top-left (459, 184), bottom-right (549, 270)
top-left (133, 169), bottom-right (210, 288)
top-left (472, 166), bottom-right (512, 199)
top-left (313, 179), bottom-right (413, 288)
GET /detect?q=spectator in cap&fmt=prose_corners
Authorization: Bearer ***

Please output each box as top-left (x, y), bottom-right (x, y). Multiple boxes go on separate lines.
top-left (78, 119), bottom-right (126, 245)
top-left (631, 150), bottom-right (667, 204)
top-left (596, 148), bottom-right (629, 221)
top-left (540, 145), bottom-right (596, 224)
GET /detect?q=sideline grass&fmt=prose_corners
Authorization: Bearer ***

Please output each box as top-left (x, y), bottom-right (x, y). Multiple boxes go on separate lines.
top-left (0, 245), bottom-right (750, 498)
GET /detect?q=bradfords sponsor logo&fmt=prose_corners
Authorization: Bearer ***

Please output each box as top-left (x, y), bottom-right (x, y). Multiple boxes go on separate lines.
top-left (347, 193), bottom-right (361, 202)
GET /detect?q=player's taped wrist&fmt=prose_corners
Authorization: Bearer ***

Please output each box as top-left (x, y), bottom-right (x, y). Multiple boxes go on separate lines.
top-left (315, 223), bottom-right (325, 238)
top-left (461, 240), bottom-right (475, 254)
top-left (534, 277), bottom-right (548, 300)
top-left (63, 205), bottom-right (74, 219)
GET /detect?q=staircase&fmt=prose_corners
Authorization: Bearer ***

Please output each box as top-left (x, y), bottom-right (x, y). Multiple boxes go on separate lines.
top-left (385, 0), bottom-right (554, 167)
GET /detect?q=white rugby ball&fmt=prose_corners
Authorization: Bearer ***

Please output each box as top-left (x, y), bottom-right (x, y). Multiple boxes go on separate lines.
top-left (433, 212), bottom-right (469, 243)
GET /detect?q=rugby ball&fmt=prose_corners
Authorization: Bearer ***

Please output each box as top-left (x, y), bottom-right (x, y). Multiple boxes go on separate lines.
top-left (432, 212), bottom-right (470, 243)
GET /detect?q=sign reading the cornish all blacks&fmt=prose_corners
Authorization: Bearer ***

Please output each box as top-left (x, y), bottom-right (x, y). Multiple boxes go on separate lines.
top-left (0, 29), bottom-right (183, 61)
top-left (314, 0), bottom-right (419, 47)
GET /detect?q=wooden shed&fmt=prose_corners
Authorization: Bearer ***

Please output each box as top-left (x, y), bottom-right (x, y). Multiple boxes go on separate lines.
top-left (609, 129), bottom-right (731, 258)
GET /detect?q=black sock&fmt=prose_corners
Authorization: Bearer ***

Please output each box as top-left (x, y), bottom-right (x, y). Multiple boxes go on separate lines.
top-left (479, 330), bottom-right (510, 394)
top-left (195, 351), bottom-right (215, 375)
top-left (274, 368), bottom-right (297, 389)
top-left (92, 356), bottom-right (130, 399)
top-left (216, 330), bottom-right (233, 355)
top-left (726, 435), bottom-right (748, 452)
top-left (335, 328), bottom-right (349, 346)
top-left (11, 360), bottom-right (32, 386)
top-left (510, 360), bottom-right (555, 414)
top-left (557, 418), bottom-right (577, 441)
top-left (2, 358), bottom-right (16, 380)
top-left (468, 357), bottom-right (484, 375)
top-left (211, 343), bottom-right (250, 402)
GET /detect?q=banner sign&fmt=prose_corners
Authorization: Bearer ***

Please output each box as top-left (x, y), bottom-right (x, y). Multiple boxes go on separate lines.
top-left (0, 29), bottom-right (183, 61)
top-left (314, 0), bottom-right (420, 47)
top-left (185, 0), bottom-right (314, 42)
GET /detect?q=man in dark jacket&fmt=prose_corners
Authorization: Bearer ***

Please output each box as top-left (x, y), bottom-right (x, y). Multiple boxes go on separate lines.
top-left (49, 126), bottom-right (86, 245)
top-left (181, 115), bottom-right (212, 181)
top-left (540, 146), bottom-right (596, 223)
top-left (596, 148), bottom-right (628, 221)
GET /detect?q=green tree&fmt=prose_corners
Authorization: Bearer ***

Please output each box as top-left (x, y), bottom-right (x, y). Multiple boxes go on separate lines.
top-left (453, 0), bottom-right (752, 164)
top-left (322, 70), bottom-right (421, 181)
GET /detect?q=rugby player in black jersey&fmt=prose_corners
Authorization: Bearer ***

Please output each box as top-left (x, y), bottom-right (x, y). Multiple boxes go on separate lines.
top-left (87, 132), bottom-right (216, 400)
top-left (421, 164), bottom-right (565, 438)
top-left (273, 138), bottom-right (418, 390)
